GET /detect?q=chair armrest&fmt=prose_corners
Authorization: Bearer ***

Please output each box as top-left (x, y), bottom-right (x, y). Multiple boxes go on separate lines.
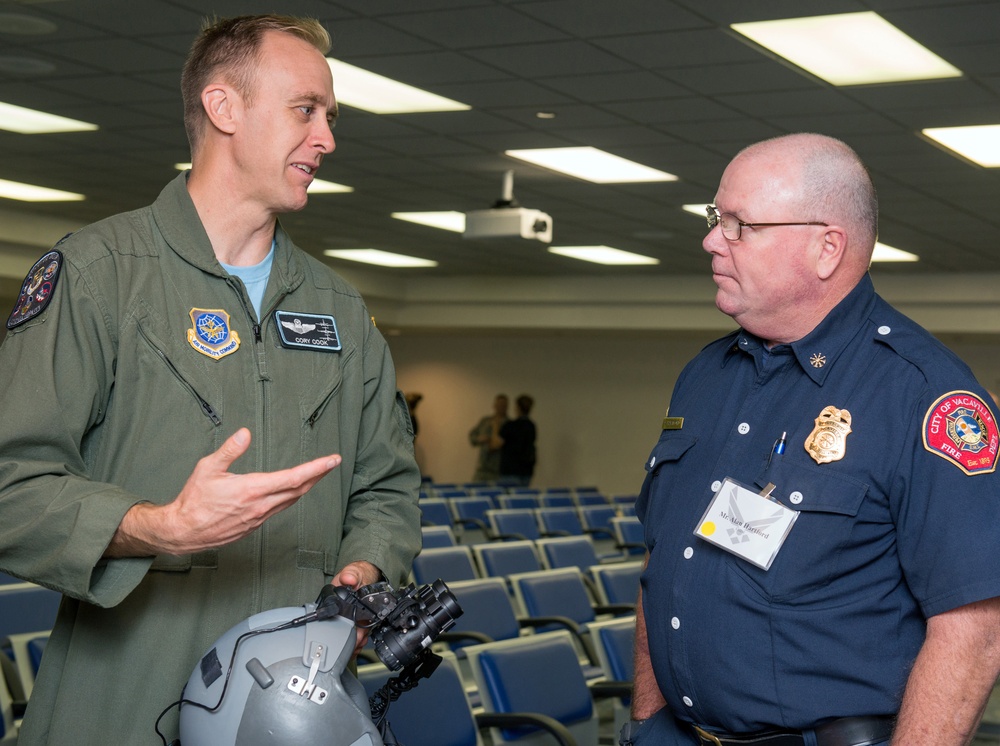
top-left (518, 615), bottom-right (582, 635)
top-left (594, 603), bottom-right (636, 616)
top-left (475, 711), bottom-right (579, 746)
top-left (437, 630), bottom-right (494, 645)
top-left (589, 680), bottom-right (633, 701)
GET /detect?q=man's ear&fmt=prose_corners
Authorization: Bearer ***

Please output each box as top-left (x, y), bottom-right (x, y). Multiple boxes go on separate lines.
top-left (816, 225), bottom-right (848, 280)
top-left (201, 84), bottom-right (238, 135)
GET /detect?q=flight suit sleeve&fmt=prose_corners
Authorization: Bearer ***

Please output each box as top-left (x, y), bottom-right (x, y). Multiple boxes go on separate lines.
top-left (337, 314), bottom-right (421, 587)
top-left (0, 250), bottom-right (151, 606)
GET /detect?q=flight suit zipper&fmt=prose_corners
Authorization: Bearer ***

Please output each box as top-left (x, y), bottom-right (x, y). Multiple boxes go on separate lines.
top-left (137, 326), bottom-right (222, 425)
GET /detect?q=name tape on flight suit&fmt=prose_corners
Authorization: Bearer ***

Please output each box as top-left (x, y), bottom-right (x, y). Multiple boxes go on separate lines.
top-left (274, 310), bottom-right (341, 352)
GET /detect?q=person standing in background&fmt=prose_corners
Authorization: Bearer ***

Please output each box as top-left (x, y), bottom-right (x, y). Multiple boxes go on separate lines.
top-left (498, 394), bottom-right (537, 486)
top-left (469, 393), bottom-right (508, 482)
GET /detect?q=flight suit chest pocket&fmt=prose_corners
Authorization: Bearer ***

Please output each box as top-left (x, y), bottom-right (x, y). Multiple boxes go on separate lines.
top-left (730, 458), bottom-right (869, 602)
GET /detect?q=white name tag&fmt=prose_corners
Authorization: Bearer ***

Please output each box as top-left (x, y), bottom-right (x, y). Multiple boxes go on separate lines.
top-left (694, 478), bottom-right (799, 570)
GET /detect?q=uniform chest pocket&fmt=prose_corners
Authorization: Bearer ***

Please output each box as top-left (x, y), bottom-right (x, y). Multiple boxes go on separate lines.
top-left (727, 458), bottom-right (870, 604)
top-left (638, 435), bottom-right (698, 542)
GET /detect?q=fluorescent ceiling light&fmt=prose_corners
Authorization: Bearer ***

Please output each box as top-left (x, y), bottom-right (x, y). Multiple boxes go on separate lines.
top-left (922, 125), bottom-right (1000, 167)
top-left (506, 147), bottom-right (678, 183)
top-left (392, 211), bottom-right (466, 232)
top-left (323, 249), bottom-right (438, 268)
top-left (0, 178), bottom-right (84, 202)
top-left (174, 162), bottom-right (352, 192)
top-left (872, 243), bottom-right (918, 262)
top-left (731, 12), bottom-right (961, 86)
top-left (683, 204), bottom-right (708, 217)
top-left (327, 58), bottom-right (470, 114)
top-left (548, 245), bottom-right (659, 265)
top-left (0, 101), bottom-right (98, 134)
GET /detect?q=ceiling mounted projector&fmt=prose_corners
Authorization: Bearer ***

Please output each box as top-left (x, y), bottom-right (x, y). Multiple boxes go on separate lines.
top-left (463, 170), bottom-right (552, 243)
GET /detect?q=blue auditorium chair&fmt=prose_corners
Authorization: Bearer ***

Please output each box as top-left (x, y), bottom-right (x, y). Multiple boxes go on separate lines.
top-left (590, 560), bottom-right (643, 607)
top-left (411, 546), bottom-right (479, 585)
top-left (486, 509), bottom-right (541, 542)
top-left (472, 541), bottom-right (542, 578)
top-left (464, 631), bottom-right (596, 746)
top-left (421, 525), bottom-right (457, 548)
top-left (611, 515), bottom-right (646, 556)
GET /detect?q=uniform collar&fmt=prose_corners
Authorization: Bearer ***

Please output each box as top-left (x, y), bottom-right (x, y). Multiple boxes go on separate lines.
top-left (151, 172), bottom-right (304, 292)
top-left (728, 274), bottom-right (877, 385)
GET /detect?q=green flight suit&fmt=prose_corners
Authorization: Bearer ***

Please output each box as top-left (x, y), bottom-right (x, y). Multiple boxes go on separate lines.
top-left (0, 173), bottom-right (421, 744)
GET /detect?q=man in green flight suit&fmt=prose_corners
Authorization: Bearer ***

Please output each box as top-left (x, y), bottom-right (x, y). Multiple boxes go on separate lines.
top-left (0, 14), bottom-right (421, 745)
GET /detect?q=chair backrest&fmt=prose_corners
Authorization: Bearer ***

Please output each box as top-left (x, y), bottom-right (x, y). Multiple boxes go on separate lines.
top-left (464, 631), bottom-right (597, 746)
top-left (590, 561), bottom-right (643, 606)
top-left (498, 495), bottom-right (539, 510)
top-left (579, 505), bottom-right (618, 537)
top-left (536, 536), bottom-right (600, 573)
top-left (450, 497), bottom-right (493, 526)
top-left (536, 507), bottom-right (584, 536)
top-left (588, 617), bottom-right (636, 682)
top-left (8, 630), bottom-right (51, 700)
top-left (419, 498), bottom-right (454, 528)
top-left (411, 546), bottom-right (478, 585)
top-left (574, 492), bottom-right (610, 507)
top-left (473, 541), bottom-right (541, 578)
top-left (539, 494), bottom-right (576, 508)
top-left (357, 651), bottom-right (483, 746)
top-left (444, 578), bottom-right (522, 645)
top-left (486, 509), bottom-right (541, 542)
top-left (0, 573), bottom-right (22, 586)
top-left (611, 516), bottom-right (646, 555)
top-left (0, 583), bottom-right (61, 641)
top-left (421, 525), bottom-right (457, 548)
top-left (508, 568), bottom-right (596, 627)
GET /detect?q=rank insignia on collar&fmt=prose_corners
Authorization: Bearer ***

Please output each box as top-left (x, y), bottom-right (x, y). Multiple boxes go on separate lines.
top-left (923, 391), bottom-right (999, 475)
top-left (810, 353), bottom-right (826, 368)
top-left (804, 405), bottom-right (852, 464)
top-left (6, 250), bottom-right (62, 330)
top-left (274, 310), bottom-right (341, 352)
top-left (187, 308), bottom-right (241, 360)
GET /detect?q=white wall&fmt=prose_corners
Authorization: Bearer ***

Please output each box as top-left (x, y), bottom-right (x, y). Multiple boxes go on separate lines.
top-left (389, 328), bottom-right (1000, 498)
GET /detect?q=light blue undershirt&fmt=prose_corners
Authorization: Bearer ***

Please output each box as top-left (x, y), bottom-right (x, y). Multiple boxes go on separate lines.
top-left (220, 240), bottom-right (275, 321)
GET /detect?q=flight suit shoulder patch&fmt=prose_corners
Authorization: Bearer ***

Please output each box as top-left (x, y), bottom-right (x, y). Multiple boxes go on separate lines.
top-left (6, 249), bottom-right (63, 330)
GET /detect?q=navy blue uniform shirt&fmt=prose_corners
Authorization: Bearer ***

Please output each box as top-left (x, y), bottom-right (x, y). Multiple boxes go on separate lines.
top-left (636, 274), bottom-right (1000, 733)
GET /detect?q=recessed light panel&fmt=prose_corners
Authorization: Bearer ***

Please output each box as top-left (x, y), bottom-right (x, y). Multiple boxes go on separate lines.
top-left (327, 59), bottom-right (471, 114)
top-left (922, 125), bottom-right (1000, 167)
top-left (323, 249), bottom-right (438, 268)
top-left (0, 101), bottom-right (98, 134)
top-left (731, 12), bottom-right (961, 86)
top-left (173, 162), bottom-right (352, 192)
top-left (872, 243), bottom-right (918, 262)
top-left (391, 211), bottom-right (466, 232)
top-left (548, 245), bottom-right (659, 265)
top-left (506, 147), bottom-right (678, 183)
top-left (0, 178), bottom-right (84, 201)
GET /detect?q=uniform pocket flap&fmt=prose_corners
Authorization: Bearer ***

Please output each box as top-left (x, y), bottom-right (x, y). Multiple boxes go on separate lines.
top-left (645, 435), bottom-right (698, 473)
top-left (760, 459), bottom-right (868, 517)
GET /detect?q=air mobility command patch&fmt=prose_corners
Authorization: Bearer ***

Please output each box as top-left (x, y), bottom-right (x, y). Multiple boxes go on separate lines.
top-left (187, 308), bottom-right (241, 360)
top-left (923, 391), bottom-right (999, 475)
top-left (6, 250), bottom-right (62, 330)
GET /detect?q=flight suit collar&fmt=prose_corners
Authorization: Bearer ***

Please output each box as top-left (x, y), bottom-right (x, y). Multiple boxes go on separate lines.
top-left (150, 172), bottom-right (305, 293)
top-left (727, 274), bottom-right (878, 385)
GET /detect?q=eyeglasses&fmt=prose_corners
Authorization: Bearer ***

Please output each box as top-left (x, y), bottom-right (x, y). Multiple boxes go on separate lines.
top-left (706, 205), bottom-right (827, 241)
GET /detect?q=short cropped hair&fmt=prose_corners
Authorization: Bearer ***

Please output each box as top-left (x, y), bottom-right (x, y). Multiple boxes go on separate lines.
top-left (181, 14), bottom-right (331, 153)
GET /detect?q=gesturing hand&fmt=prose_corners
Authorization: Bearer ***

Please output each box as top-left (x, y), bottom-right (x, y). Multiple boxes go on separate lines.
top-left (107, 428), bottom-right (341, 557)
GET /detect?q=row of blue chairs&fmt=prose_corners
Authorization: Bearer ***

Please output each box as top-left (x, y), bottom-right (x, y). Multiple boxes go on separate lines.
top-left (421, 499), bottom-right (640, 546)
top-left (0, 578), bottom-right (59, 741)
top-left (360, 562), bottom-right (638, 746)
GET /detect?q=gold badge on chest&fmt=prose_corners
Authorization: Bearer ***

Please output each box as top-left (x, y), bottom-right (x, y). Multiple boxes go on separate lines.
top-left (804, 405), bottom-right (852, 464)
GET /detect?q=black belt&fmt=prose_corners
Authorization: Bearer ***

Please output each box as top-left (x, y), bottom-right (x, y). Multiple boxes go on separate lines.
top-left (691, 716), bottom-right (894, 746)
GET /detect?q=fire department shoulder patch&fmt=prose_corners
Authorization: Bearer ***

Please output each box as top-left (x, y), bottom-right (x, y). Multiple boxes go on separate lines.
top-left (923, 391), bottom-right (999, 475)
top-left (6, 249), bottom-right (63, 330)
